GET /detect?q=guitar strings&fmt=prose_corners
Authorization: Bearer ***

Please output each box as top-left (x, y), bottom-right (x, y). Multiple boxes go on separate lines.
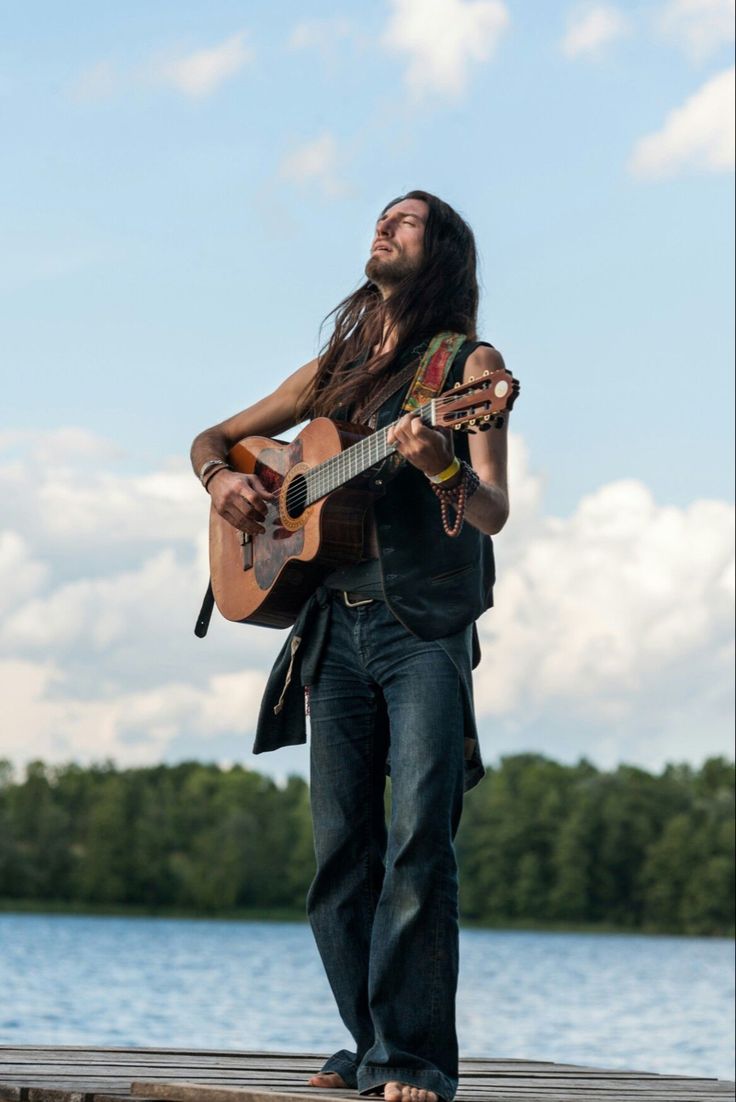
top-left (282, 422), bottom-right (396, 512)
top-left (277, 388), bottom-right (494, 513)
top-left (278, 391), bottom-right (490, 513)
top-left (284, 401), bottom-right (432, 511)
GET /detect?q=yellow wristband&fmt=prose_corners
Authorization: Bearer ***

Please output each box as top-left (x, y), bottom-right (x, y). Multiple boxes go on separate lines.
top-left (428, 457), bottom-right (461, 484)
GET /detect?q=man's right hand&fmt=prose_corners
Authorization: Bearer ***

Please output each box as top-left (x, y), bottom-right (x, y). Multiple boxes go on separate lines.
top-left (207, 469), bottom-right (277, 535)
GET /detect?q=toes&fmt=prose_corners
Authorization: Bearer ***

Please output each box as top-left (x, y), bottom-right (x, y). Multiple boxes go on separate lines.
top-left (309, 1072), bottom-right (347, 1089)
top-left (383, 1084), bottom-right (437, 1102)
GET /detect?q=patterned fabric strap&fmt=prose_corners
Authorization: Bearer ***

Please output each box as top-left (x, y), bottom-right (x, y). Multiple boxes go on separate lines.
top-left (401, 331), bottom-right (468, 414)
top-left (378, 330), bottom-right (467, 480)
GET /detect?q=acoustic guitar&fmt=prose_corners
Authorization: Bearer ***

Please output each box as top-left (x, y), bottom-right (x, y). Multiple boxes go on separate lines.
top-left (210, 367), bottom-right (518, 628)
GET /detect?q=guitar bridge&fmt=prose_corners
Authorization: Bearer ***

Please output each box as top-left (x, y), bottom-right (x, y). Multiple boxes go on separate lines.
top-left (239, 531), bottom-right (253, 571)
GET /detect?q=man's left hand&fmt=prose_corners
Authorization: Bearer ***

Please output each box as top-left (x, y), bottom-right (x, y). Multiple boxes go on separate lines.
top-left (387, 411), bottom-right (454, 477)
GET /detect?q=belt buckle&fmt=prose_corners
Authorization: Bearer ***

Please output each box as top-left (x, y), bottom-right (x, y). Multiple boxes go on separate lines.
top-left (343, 591), bottom-right (374, 607)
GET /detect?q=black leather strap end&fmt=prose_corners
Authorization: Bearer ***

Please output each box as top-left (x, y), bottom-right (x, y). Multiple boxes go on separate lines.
top-left (195, 581), bottom-right (215, 638)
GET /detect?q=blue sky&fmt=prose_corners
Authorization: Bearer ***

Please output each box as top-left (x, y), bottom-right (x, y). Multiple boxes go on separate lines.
top-left (1, 0), bottom-right (733, 779)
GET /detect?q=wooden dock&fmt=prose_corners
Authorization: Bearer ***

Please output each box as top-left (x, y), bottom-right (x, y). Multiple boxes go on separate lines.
top-left (0, 1047), bottom-right (733, 1102)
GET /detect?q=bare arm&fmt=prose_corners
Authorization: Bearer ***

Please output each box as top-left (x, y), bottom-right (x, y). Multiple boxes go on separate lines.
top-left (460, 345), bottom-right (510, 535)
top-left (386, 345), bottom-right (510, 536)
top-left (191, 357), bottom-right (318, 533)
top-left (190, 357), bottom-right (318, 474)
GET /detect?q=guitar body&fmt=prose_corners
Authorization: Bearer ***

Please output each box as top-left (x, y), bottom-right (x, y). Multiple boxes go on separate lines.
top-left (208, 364), bottom-right (519, 630)
top-left (210, 418), bottom-right (377, 628)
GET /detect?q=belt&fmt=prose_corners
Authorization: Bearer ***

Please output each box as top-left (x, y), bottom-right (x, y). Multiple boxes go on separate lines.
top-left (342, 591), bottom-right (375, 607)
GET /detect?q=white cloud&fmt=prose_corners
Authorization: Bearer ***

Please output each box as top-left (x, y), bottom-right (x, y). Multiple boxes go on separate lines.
top-left (0, 433), bottom-right (273, 676)
top-left (279, 132), bottom-right (351, 198)
top-left (0, 427), bottom-right (122, 465)
top-left (69, 33), bottom-right (253, 103)
top-left (0, 660), bottom-right (266, 768)
top-left (1, 431), bottom-right (203, 563)
top-left (3, 548), bottom-right (192, 652)
top-left (657, 0), bottom-right (735, 62)
top-left (0, 432), bottom-right (280, 770)
top-left (0, 428), bottom-right (733, 776)
top-left (629, 65), bottom-right (735, 177)
top-left (153, 32), bottom-right (253, 98)
top-left (382, 0), bottom-right (509, 99)
top-left (0, 533), bottom-right (47, 617)
top-left (477, 474), bottom-right (734, 768)
top-left (561, 4), bottom-right (630, 58)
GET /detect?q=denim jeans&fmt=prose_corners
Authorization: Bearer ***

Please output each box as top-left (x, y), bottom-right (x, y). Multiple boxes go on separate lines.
top-left (306, 593), bottom-right (466, 1102)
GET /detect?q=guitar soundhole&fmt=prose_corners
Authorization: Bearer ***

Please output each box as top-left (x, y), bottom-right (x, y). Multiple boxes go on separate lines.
top-left (285, 474), bottom-right (308, 519)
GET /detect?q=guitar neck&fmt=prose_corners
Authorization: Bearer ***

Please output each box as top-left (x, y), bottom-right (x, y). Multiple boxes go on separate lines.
top-left (304, 402), bottom-right (433, 506)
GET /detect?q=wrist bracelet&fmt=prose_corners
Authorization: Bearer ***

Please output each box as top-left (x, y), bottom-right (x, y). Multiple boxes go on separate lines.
top-left (462, 460), bottom-right (480, 499)
top-left (199, 458), bottom-right (228, 486)
top-left (428, 457), bottom-right (461, 484)
top-left (429, 461), bottom-right (480, 537)
top-left (202, 463), bottom-right (230, 490)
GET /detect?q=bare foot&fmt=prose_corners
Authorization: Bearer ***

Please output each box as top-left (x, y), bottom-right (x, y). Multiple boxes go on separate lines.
top-left (383, 1083), bottom-right (438, 1102)
top-left (308, 1072), bottom-right (348, 1089)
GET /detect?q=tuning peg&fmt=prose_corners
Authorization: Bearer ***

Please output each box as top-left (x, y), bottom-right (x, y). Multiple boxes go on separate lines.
top-left (478, 422), bottom-right (492, 431)
top-left (494, 416), bottom-right (505, 430)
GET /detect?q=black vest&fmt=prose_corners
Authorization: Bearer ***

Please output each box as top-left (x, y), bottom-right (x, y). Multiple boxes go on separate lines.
top-left (354, 339), bottom-right (495, 640)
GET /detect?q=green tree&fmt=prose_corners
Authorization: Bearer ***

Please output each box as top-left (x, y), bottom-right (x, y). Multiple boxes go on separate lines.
top-left (0, 755), bottom-right (731, 934)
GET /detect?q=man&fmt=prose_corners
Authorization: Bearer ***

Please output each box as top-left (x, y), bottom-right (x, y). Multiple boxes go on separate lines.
top-left (190, 192), bottom-right (511, 1102)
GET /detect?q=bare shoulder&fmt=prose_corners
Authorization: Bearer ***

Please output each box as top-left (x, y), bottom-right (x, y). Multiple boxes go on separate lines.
top-left (463, 343), bottom-right (506, 381)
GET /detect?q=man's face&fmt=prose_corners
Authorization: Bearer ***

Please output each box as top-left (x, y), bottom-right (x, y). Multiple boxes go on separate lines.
top-left (365, 197), bottom-right (429, 290)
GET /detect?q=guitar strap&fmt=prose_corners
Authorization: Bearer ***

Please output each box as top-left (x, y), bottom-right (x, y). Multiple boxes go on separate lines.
top-left (358, 331), bottom-right (468, 484)
top-left (351, 359), bottom-right (418, 427)
top-left (194, 330), bottom-right (468, 637)
top-left (354, 330), bottom-right (467, 429)
top-left (401, 330), bottom-right (469, 413)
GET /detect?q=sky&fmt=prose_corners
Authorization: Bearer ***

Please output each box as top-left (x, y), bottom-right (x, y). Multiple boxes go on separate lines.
top-left (1, 0), bottom-right (734, 782)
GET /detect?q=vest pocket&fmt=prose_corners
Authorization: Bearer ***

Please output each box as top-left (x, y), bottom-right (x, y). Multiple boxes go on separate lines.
top-left (429, 562), bottom-right (474, 584)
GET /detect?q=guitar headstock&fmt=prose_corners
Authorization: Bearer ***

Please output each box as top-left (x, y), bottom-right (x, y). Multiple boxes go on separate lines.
top-left (432, 368), bottom-right (520, 432)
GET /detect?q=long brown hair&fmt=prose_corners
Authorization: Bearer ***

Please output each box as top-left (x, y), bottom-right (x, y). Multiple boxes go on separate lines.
top-left (298, 190), bottom-right (479, 420)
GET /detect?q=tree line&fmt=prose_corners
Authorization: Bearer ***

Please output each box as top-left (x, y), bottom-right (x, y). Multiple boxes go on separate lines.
top-left (0, 754), bottom-right (732, 935)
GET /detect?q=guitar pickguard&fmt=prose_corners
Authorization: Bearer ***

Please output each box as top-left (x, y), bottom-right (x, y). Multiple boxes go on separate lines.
top-left (253, 439), bottom-right (305, 590)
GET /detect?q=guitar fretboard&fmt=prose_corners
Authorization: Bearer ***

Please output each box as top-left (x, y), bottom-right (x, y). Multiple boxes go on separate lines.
top-left (303, 401), bottom-right (433, 506)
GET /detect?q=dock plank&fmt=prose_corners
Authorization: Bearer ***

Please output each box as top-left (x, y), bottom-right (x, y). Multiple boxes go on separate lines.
top-left (0, 1049), bottom-right (732, 1102)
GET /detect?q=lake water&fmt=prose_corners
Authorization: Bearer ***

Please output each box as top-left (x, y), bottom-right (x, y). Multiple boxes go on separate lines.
top-left (0, 914), bottom-right (733, 1083)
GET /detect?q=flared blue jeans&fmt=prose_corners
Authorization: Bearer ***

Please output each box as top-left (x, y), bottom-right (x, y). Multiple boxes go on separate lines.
top-left (306, 593), bottom-right (466, 1102)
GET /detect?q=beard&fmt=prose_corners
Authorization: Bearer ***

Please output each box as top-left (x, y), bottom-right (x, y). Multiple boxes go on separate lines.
top-left (365, 250), bottom-right (420, 288)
